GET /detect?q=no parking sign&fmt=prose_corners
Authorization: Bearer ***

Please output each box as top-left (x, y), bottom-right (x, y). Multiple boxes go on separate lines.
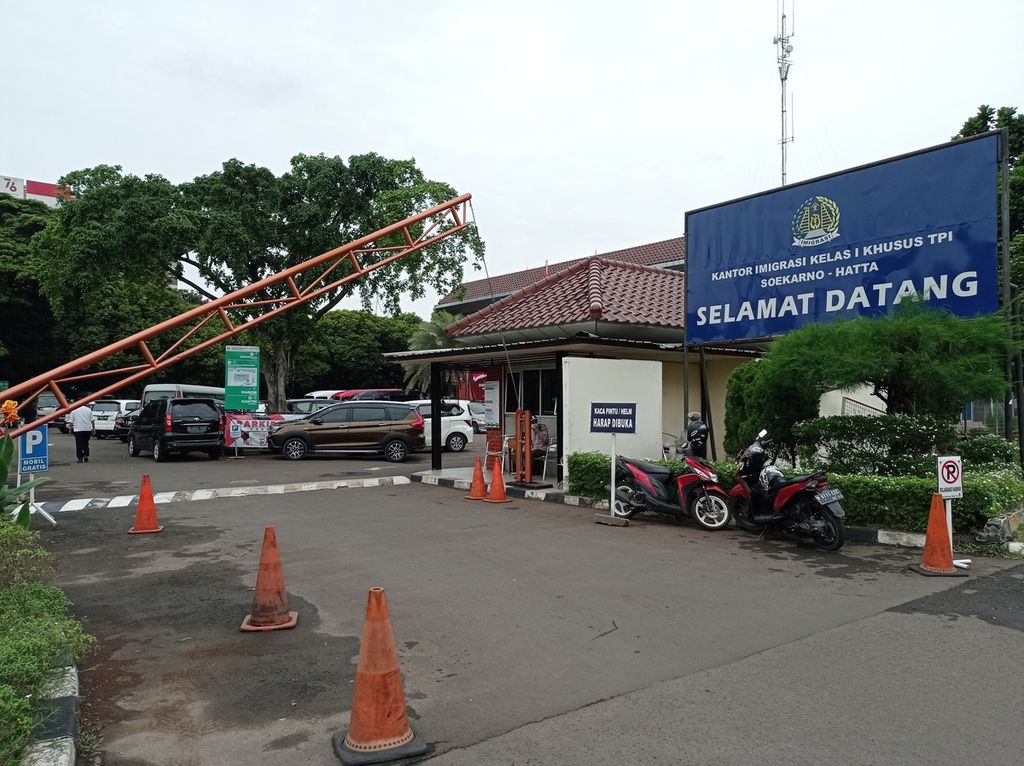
top-left (937, 455), bottom-right (962, 499)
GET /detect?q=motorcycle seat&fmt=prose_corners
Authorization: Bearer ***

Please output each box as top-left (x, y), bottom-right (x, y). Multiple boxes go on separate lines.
top-left (623, 459), bottom-right (672, 477)
top-left (776, 471), bottom-right (826, 487)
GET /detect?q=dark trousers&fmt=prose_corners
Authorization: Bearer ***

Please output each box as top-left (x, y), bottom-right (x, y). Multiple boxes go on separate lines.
top-left (74, 431), bottom-right (91, 460)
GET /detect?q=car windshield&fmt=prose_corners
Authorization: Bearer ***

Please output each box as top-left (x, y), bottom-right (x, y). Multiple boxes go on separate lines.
top-left (171, 402), bottom-right (219, 418)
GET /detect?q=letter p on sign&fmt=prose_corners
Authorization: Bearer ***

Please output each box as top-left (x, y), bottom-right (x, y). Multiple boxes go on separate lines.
top-left (25, 430), bottom-right (44, 451)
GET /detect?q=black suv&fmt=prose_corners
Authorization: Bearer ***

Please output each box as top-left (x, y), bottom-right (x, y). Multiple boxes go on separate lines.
top-left (128, 398), bottom-right (224, 462)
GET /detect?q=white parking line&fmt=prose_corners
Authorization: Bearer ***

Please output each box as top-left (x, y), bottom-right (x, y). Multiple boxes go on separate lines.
top-left (108, 495), bottom-right (135, 508)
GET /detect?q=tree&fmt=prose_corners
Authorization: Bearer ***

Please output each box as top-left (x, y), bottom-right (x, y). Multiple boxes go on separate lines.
top-left (402, 310), bottom-right (463, 395)
top-left (952, 105), bottom-right (1024, 285)
top-left (0, 197), bottom-right (61, 384)
top-left (30, 154), bottom-right (483, 409)
top-left (289, 310), bottom-right (421, 395)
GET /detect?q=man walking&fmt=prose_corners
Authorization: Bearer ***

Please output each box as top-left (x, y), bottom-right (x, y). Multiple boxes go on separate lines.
top-left (68, 398), bottom-right (95, 463)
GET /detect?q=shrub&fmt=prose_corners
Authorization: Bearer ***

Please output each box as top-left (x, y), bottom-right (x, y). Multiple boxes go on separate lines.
top-left (0, 683), bottom-right (35, 765)
top-left (958, 432), bottom-right (1017, 465)
top-left (792, 414), bottom-right (957, 476)
top-left (0, 522), bottom-right (52, 586)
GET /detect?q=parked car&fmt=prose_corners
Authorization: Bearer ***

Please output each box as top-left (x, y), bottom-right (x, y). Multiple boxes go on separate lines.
top-left (92, 399), bottom-right (141, 439)
top-left (345, 389), bottom-right (408, 401)
top-left (407, 400), bottom-right (475, 452)
top-left (267, 401), bottom-right (425, 462)
top-left (128, 398), bottom-right (225, 461)
top-left (114, 408), bottom-right (141, 442)
top-left (468, 401), bottom-right (487, 433)
top-left (35, 392), bottom-right (60, 423)
top-left (285, 398), bottom-right (338, 418)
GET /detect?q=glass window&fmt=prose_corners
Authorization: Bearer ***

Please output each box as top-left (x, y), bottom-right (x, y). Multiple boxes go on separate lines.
top-left (126, 401), bottom-right (141, 411)
top-left (37, 393), bottom-right (59, 407)
top-left (417, 404), bottom-right (433, 419)
top-left (93, 402), bottom-right (121, 412)
top-left (386, 405), bottom-right (413, 421)
top-left (523, 370), bottom-right (540, 416)
top-left (319, 406), bottom-right (349, 423)
top-left (171, 402), bottom-right (219, 418)
top-left (540, 369), bottom-right (557, 415)
top-left (352, 405), bottom-right (388, 422)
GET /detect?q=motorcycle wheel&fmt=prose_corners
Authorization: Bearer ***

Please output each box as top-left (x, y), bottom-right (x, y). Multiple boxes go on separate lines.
top-left (732, 496), bottom-right (767, 533)
top-left (691, 491), bottom-right (731, 530)
top-left (811, 508), bottom-right (846, 551)
top-left (611, 483), bottom-right (640, 519)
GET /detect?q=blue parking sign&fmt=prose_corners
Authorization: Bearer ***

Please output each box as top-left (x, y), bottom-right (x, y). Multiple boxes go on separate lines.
top-left (18, 425), bottom-right (49, 474)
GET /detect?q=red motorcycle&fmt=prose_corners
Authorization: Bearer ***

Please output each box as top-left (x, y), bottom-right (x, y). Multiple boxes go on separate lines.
top-left (729, 429), bottom-right (846, 551)
top-left (612, 454), bottom-right (731, 530)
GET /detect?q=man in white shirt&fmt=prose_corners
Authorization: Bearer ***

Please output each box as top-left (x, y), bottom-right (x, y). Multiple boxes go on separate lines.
top-left (68, 399), bottom-right (96, 463)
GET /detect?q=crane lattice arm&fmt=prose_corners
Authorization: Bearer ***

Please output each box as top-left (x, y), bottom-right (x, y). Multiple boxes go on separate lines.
top-left (1, 193), bottom-right (473, 438)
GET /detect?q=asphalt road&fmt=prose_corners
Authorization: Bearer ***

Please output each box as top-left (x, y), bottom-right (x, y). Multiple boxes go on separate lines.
top-left (39, 480), bottom-right (1024, 765)
top-left (8, 427), bottom-right (482, 502)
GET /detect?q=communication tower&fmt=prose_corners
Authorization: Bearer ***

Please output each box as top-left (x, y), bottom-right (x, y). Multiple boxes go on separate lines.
top-left (774, 2), bottom-right (795, 185)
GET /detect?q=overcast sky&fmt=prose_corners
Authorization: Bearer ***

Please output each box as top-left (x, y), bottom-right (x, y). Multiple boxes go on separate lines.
top-left (4, 0), bottom-right (1021, 318)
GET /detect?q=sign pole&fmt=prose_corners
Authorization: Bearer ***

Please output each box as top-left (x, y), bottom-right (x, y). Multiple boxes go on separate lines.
top-left (14, 433), bottom-right (56, 526)
top-left (609, 432), bottom-right (617, 515)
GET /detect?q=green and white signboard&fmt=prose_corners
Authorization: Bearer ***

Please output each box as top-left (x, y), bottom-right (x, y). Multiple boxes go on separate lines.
top-left (225, 345), bottom-right (260, 411)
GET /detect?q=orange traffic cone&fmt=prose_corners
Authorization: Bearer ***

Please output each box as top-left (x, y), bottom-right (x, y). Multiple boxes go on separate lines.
top-left (911, 493), bottom-right (968, 577)
top-left (240, 526), bottom-right (299, 631)
top-left (483, 459), bottom-right (511, 504)
top-left (465, 457), bottom-right (487, 500)
top-left (128, 474), bottom-right (164, 534)
top-left (333, 587), bottom-right (427, 764)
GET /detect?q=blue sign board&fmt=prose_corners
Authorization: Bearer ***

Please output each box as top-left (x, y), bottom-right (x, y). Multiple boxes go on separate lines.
top-left (18, 424), bottom-right (48, 474)
top-left (685, 133), bottom-right (999, 344)
top-left (590, 402), bottom-right (636, 434)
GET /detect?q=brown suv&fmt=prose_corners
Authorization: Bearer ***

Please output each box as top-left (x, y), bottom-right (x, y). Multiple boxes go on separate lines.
top-left (267, 401), bottom-right (425, 462)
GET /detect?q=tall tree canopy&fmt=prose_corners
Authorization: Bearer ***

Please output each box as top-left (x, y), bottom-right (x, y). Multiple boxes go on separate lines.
top-left (0, 196), bottom-right (60, 383)
top-left (30, 153), bottom-right (483, 407)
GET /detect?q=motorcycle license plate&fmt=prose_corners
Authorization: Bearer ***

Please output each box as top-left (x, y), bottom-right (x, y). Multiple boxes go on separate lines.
top-left (815, 488), bottom-right (843, 504)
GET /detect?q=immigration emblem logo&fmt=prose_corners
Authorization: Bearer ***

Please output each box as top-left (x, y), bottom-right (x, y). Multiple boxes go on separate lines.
top-left (791, 195), bottom-right (840, 247)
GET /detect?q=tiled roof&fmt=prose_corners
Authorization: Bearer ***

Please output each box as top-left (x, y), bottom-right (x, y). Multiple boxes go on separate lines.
top-left (446, 257), bottom-right (686, 338)
top-left (440, 236), bottom-right (685, 306)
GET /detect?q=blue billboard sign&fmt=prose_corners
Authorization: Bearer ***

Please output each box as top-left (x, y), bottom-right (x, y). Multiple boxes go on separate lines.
top-left (685, 133), bottom-right (999, 344)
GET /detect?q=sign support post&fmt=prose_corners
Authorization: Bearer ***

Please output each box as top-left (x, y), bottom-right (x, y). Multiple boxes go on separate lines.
top-left (937, 455), bottom-right (969, 570)
top-left (590, 402), bottom-right (637, 525)
top-left (15, 426), bottom-right (56, 527)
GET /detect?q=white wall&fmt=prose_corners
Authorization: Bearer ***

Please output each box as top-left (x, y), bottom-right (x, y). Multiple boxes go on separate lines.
top-left (819, 384), bottom-right (886, 417)
top-left (562, 357), bottom-right (663, 472)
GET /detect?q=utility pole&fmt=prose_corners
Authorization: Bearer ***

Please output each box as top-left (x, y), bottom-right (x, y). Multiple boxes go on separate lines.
top-left (774, 2), bottom-right (795, 185)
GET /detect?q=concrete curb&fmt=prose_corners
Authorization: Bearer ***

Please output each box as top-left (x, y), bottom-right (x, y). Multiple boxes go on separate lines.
top-left (39, 476), bottom-right (412, 516)
top-left (20, 666), bottom-right (78, 766)
top-left (411, 474), bottom-right (1024, 553)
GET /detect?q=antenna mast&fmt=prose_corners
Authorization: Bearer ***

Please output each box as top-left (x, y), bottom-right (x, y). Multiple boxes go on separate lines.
top-left (774, 1), bottom-right (795, 185)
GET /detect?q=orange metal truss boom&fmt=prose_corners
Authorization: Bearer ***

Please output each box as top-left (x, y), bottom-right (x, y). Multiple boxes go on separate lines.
top-left (1, 193), bottom-right (473, 437)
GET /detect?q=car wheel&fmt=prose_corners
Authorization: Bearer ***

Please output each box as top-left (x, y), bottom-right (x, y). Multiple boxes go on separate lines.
top-left (128, 436), bottom-right (141, 457)
top-left (207, 448), bottom-right (222, 460)
top-left (446, 432), bottom-right (468, 452)
top-left (383, 438), bottom-right (409, 463)
top-left (282, 437), bottom-right (308, 461)
top-left (153, 439), bottom-right (167, 462)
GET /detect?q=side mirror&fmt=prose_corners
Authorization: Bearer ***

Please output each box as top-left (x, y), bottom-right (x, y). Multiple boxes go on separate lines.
top-left (310, 417), bottom-right (323, 425)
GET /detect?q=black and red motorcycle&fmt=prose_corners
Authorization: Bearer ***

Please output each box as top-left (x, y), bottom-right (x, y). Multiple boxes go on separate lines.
top-left (729, 429), bottom-right (846, 551)
top-left (612, 453), bottom-right (731, 530)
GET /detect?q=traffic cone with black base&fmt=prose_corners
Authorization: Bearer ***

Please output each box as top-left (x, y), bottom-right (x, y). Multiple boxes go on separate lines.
top-left (911, 493), bottom-right (968, 577)
top-left (483, 459), bottom-right (511, 504)
top-left (465, 457), bottom-right (487, 500)
top-left (128, 474), bottom-right (164, 534)
top-left (333, 587), bottom-right (428, 765)
top-left (241, 525), bottom-right (299, 631)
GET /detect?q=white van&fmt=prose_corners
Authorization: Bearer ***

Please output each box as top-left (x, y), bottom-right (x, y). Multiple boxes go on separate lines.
top-left (142, 384), bottom-right (226, 405)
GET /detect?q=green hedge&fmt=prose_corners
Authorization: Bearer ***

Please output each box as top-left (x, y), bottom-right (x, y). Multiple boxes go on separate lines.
top-left (566, 452), bottom-right (1022, 533)
top-left (0, 523), bottom-right (93, 764)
